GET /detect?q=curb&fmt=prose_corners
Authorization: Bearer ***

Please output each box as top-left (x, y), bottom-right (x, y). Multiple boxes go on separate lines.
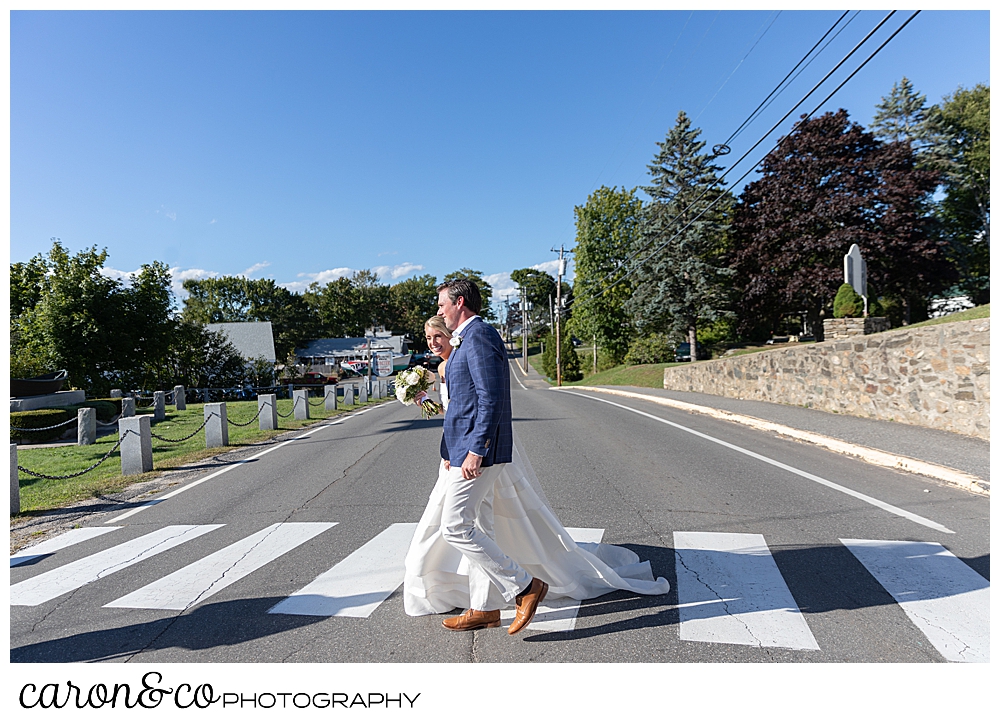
top-left (558, 386), bottom-right (989, 497)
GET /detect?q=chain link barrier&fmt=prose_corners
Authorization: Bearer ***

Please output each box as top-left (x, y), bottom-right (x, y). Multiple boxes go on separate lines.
top-left (149, 414), bottom-right (215, 443)
top-left (96, 413), bottom-right (124, 429)
top-left (307, 392), bottom-right (331, 407)
top-left (276, 397), bottom-right (299, 418)
top-left (228, 405), bottom-right (264, 427)
top-left (17, 436), bottom-right (126, 480)
top-left (10, 417), bottom-right (79, 433)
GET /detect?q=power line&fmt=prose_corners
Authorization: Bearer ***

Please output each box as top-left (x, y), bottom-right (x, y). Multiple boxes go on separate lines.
top-left (575, 12), bottom-right (893, 307)
top-left (568, 11), bottom-right (921, 315)
top-left (692, 10), bottom-right (783, 125)
top-left (718, 10), bottom-right (852, 149)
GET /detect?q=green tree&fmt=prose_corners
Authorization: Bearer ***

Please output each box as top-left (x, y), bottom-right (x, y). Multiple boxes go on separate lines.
top-left (388, 274), bottom-right (439, 350)
top-left (628, 111), bottom-right (734, 355)
top-left (443, 268), bottom-right (495, 321)
top-left (10, 241), bottom-right (179, 394)
top-left (510, 268), bottom-right (556, 337)
top-left (303, 270), bottom-right (394, 340)
top-left (181, 276), bottom-right (317, 359)
top-left (570, 186), bottom-right (643, 363)
top-left (926, 84), bottom-right (990, 305)
top-left (540, 331), bottom-right (582, 382)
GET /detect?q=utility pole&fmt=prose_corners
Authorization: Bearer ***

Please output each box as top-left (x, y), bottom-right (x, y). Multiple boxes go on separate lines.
top-left (593, 333), bottom-right (597, 375)
top-left (551, 245), bottom-right (566, 386)
top-left (520, 285), bottom-right (528, 374)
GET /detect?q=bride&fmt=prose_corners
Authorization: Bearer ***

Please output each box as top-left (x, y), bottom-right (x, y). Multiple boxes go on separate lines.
top-left (403, 315), bottom-right (670, 622)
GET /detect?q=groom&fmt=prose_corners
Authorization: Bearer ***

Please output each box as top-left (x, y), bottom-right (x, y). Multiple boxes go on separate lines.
top-left (435, 278), bottom-right (548, 634)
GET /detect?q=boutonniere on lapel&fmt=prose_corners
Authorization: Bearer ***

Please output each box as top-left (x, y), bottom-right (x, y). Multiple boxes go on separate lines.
top-left (450, 333), bottom-right (463, 348)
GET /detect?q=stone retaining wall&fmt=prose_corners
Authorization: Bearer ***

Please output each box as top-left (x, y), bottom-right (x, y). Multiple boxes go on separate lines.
top-left (663, 318), bottom-right (989, 439)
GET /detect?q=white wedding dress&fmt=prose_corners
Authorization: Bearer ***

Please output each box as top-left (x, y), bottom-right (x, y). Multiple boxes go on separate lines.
top-left (403, 380), bottom-right (670, 616)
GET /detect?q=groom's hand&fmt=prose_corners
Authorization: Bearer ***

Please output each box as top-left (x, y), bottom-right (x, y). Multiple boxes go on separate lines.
top-left (461, 451), bottom-right (483, 480)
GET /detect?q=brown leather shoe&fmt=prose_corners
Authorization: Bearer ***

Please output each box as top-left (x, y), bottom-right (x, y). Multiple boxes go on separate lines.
top-left (442, 609), bottom-right (501, 631)
top-left (508, 578), bottom-right (548, 635)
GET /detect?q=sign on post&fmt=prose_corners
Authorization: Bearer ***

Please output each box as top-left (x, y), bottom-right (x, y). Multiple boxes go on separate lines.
top-left (373, 350), bottom-right (394, 378)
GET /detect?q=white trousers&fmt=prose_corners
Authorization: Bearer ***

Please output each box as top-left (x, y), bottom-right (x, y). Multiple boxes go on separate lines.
top-left (440, 462), bottom-right (532, 609)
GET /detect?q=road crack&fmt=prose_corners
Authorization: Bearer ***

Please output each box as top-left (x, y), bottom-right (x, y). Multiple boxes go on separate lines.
top-left (674, 550), bottom-right (764, 648)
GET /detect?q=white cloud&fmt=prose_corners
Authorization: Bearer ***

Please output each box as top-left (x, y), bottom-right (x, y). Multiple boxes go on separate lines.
top-left (281, 266), bottom-right (354, 293)
top-left (169, 267), bottom-right (219, 300)
top-left (99, 266), bottom-right (137, 283)
top-left (373, 262), bottom-right (425, 280)
top-left (282, 262), bottom-right (425, 292)
top-left (209, 219), bottom-right (217, 224)
top-left (241, 261), bottom-right (271, 277)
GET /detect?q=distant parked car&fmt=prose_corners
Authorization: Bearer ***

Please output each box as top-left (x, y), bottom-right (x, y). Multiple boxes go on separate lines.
top-left (571, 336), bottom-right (582, 347)
top-left (765, 336), bottom-right (791, 345)
top-left (674, 342), bottom-right (706, 362)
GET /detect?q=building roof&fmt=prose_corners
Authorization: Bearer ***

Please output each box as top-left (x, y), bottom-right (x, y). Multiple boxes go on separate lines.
top-left (206, 321), bottom-right (277, 362)
top-left (296, 335), bottom-right (407, 358)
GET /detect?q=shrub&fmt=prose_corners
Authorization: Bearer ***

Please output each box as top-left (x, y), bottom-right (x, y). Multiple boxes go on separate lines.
top-left (70, 400), bottom-right (120, 422)
top-left (833, 283), bottom-right (864, 318)
top-left (624, 334), bottom-right (674, 365)
top-left (10, 409), bottom-right (77, 443)
top-left (540, 333), bottom-right (582, 382)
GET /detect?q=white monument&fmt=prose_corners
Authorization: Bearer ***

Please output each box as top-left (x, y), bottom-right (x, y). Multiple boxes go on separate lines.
top-left (844, 243), bottom-right (868, 317)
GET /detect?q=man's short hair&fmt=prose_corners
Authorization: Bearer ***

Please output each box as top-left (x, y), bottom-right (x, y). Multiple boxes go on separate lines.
top-left (437, 278), bottom-right (482, 314)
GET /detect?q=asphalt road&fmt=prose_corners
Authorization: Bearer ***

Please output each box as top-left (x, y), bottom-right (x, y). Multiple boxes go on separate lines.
top-left (10, 361), bottom-right (989, 665)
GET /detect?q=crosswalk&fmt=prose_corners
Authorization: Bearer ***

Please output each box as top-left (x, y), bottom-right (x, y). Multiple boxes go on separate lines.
top-left (10, 522), bottom-right (989, 661)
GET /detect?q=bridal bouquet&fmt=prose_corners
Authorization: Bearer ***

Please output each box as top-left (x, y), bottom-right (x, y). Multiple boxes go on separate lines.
top-left (394, 366), bottom-right (443, 418)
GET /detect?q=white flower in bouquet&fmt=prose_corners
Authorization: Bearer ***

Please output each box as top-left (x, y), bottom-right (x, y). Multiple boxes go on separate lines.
top-left (394, 366), bottom-right (442, 418)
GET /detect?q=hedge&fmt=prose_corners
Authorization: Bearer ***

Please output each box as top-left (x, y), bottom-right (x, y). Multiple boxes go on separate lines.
top-left (10, 400), bottom-right (119, 443)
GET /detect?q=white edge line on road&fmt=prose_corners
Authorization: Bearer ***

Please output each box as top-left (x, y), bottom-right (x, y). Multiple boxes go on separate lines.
top-left (105, 401), bottom-right (394, 524)
top-left (562, 386), bottom-right (988, 496)
top-left (508, 359), bottom-right (529, 390)
top-left (554, 389), bottom-right (954, 534)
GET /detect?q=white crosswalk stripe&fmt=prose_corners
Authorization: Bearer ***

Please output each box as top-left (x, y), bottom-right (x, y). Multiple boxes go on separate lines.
top-left (269, 523), bottom-right (417, 617)
top-left (10, 525), bottom-right (223, 606)
top-left (11, 522), bottom-right (989, 661)
top-left (673, 531), bottom-right (819, 650)
top-left (499, 527), bottom-right (605, 632)
top-left (10, 527), bottom-right (120, 567)
top-left (842, 539), bottom-right (990, 663)
top-left (104, 523), bottom-right (337, 611)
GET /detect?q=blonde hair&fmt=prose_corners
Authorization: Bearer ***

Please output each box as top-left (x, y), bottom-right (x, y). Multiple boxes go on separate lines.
top-left (424, 316), bottom-right (452, 337)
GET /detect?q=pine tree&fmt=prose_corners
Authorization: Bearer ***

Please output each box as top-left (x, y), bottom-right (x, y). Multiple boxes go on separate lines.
top-left (626, 111), bottom-right (733, 358)
top-left (870, 77), bottom-right (935, 157)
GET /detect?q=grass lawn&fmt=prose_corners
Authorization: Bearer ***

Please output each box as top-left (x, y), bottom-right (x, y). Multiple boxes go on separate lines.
top-left (906, 303), bottom-right (989, 328)
top-left (13, 396), bottom-right (382, 517)
top-left (525, 350), bottom-right (686, 389)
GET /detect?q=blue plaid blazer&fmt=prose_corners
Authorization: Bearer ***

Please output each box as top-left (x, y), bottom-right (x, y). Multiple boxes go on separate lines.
top-left (440, 317), bottom-right (513, 467)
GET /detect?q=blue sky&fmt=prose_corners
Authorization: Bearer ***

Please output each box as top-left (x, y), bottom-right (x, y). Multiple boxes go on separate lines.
top-left (9, 9), bottom-right (990, 315)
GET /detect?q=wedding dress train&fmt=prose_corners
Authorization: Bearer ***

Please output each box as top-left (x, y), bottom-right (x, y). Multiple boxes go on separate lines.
top-left (403, 382), bottom-right (670, 616)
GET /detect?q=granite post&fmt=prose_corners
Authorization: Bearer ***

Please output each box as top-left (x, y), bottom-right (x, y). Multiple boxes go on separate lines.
top-left (11, 444), bottom-right (20, 516)
top-left (204, 402), bottom-right (229, 448)
top-left (174, 385), bottom-right (186, 411)
top-left (77, 407), bottom-right (97, 446)
top-left (153, 391), bottom-right (166, 422)
top-left (325, 385), bottom-right (338, 411)
top-left (293, 389), bottom-right (310, 420)
top-left (119, 415), bottom-right (153, 475)
top-left (258, 394), bottom-right (277, 431)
